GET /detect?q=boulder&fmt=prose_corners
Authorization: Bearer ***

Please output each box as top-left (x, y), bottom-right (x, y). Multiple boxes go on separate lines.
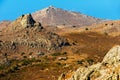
top-left (58, 45), bottom-right (120, 80)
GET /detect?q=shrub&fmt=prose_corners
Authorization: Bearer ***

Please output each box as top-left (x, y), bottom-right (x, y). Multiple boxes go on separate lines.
top-left (104, 32), bottom-right (108, 36)
top-left (61, 52), bottom-right (67, 55)
top-left (29, 52), bottom-right (33, 55)
top-left (111, 23), bottom-right (114, 25)
top-left (51, 52), bottom-right (61, 56)
top-left (77, 60), bottom-right (84, 64)
top-left (86, 58), bottom-right (94, 65)
top-left (22, 59), bottom-right (31, 66)
top-left (21, 52), bottom-right (25, 56)
top-left (105, 24), bottom-right (108, 26)
top-left (72, 25), bottom-right (76, 28)
top-left (56, 62), bottom-right (62, 66)
top-left (85, 28), bottom-right (89, 30)
top-left (23, 56), bottom-right (27, 59)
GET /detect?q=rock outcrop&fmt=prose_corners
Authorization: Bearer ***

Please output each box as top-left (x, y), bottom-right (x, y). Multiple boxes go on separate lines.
top-left (58, 45), bottom-right (120, 80)
top-left (20, 14), bottom-right (35, 28)
top-left (0, 14), bottom-right (69, 59)
top-left (2, 14), bottom-right (43, 33)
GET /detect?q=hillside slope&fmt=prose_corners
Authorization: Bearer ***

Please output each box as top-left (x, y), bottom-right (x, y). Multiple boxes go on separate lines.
top-left (0, 14), bottom-right (69, 63)
top-left (59, 45), bottom-right (120, 80)
top-left (32, 6), bottom-right (102, 27)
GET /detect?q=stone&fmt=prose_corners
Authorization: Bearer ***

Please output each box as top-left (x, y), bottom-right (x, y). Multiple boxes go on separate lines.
top-left (102, 45), bottom-right (120, 65)
top-left (20, 14), bottom-right (35, 28)
top-left (58, 45), bottom-right (120, 80)
top-left (36, 52), bottom-right (45, 57)
top-left (58, 57), bottom-right (67, 60)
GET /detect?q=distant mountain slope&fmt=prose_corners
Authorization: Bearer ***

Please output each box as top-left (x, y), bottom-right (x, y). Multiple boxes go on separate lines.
top-left (0, 21), bottom-right (11, 31)
top-left (32, 6), bottom-right (102, 27)
top-left (89, 20), bottom-right (120, 36)
top-left (57, 20), bottom-right (120, 36)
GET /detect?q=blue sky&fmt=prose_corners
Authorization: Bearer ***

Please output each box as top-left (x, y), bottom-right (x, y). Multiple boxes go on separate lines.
top-left (0, 0), bottom-right (120, 21)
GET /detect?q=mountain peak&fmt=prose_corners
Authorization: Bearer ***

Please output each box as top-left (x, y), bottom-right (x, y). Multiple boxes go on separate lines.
top-left (42, 5), bottom-right (57, 12)
top-left (32, 7), bottom-right (102, 27)
top-left (48, 5), bottom-right (56, 9)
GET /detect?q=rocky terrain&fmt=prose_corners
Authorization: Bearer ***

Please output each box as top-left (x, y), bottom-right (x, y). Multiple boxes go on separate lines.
top-left (0, 6), bottom-right (120, 80)
top-left (58, 45), bottom-right (120, 80)
top-left (32, 6), bottom-right (102, 27)
top-left (0, 14), bottom-right (69, 64)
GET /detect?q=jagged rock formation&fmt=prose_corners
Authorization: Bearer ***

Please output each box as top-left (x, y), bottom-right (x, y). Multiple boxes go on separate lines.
top-left (32, 6), bottom-right (102, 27)
top-left (20, 14), bottom-right (35, 28)
top-left (58, 45), bottom-right (120, 80)
top-left (0, 14), bottom-right (69, 60)
top-left (2, 14), bottom-right (43, 33)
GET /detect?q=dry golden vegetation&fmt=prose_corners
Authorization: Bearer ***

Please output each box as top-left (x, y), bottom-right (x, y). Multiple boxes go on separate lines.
top-left (0, 13), bottom-right (120, 80)
top-left (0, 31), bottom-right (120, 80)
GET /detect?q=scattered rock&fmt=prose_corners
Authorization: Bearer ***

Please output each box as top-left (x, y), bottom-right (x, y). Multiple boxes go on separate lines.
top-left (36, 52), bottom-right (45, 57)
top-left (58, 57), bottom-right (67, 60)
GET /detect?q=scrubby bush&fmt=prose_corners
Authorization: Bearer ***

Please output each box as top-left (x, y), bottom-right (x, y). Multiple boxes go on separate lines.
top-left (104, 32), bottom-right (108, 36)
top-left (51, 52), bottom-right (61, 56)
top-left (77, 60), bottom-right (84, 64)
top-left (29, 52), bottom-right (33, 55)
top-left (86, 58), bottom-right (94, 65)
top-left (62, 52), bottom-right (67, 55)
top-left (56, 62), bottom-right (62, 66)
top-left (21, 52), bottom-right (25, 56)
top-left (72, 25), bottom-right (76, 28)
top-left (85, 28), bottom-right (89, 30)
top-left (105, 23), bottom-right (108, 26)
top-left (23, 56), bottom-right (27, 59)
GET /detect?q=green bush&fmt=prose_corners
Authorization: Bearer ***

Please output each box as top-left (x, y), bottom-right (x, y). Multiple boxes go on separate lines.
top-left (51, 52), bottom-right (61, 56)
top-left (85, 28), bottom-right (89, 30)
top-left (86, 58), bottom-right (94, 65)
top-left (104, 32), bottom-right (108, 36)
top-left (22, 59), bottom-right (31, 66)
top-left (62, 52), bottom-right (67, 55)
top-left (77, 60), bottom-right (84, 64)
top-left (56, 62), bottom-right (62, 66)
top-left (23, 56), bottom-right (27, 59)
top-left (29, 52), bottom-right (33, 55)
top-left (21, 52), bottom-right (25, 56)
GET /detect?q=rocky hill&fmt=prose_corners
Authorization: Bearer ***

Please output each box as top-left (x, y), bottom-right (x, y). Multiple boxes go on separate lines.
top-left (0, 14), bottom-right (69, 63)
top-left (0, 6), bottom-right (120, 80)
top-left (58, 45), bottom-right (120, 80)
top-left (32, 6), bottom-right (102, 27)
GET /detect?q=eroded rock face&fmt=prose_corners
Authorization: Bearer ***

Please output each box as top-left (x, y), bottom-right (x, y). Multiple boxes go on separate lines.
top-left (102, 45), bottom-right (120, 65)
top-left (0, 14), bottom-right (69, 58)
top-left (20, 14), bottom-right (35, 28)
top-left (2, 14), bottom-right (43, 33)
top-left (58, 45), bottom-right (120, 80)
